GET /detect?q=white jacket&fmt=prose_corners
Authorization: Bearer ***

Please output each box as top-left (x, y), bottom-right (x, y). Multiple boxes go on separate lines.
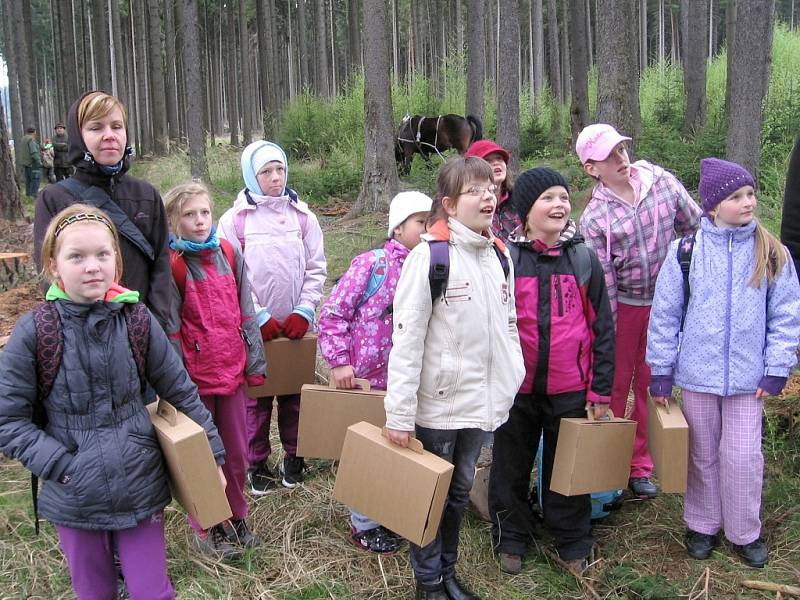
top-left (384, 218), bottom-right (526, 432)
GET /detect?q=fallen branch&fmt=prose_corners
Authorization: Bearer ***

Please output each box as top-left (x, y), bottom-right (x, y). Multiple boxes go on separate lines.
top-left (741, 580), bottom-right (800, 597)
top-left (687, 566), bottom-right (710, 600)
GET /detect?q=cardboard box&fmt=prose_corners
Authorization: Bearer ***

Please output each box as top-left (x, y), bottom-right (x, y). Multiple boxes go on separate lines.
top-left (246, 334), bottom-right (318, 398)
top-left (297, 379), bottom-right (386, 460)
top-left (550, 412), bottom-right (636, 496)
top-left (648, 398), bottom-right (689, 493)
top-left (333, 422), bottom-right (454, 546)
top-left (148, 400), bottom-right (232, 529)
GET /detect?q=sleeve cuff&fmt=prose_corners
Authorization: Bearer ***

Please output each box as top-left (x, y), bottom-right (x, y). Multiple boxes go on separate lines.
top-left (255, 308), bottom-right (271, 327)
top-left (649, 375), bottom-right (674, 397)
top-left (758, 375), bottom-right (787, 396)
top-left (292, 306), bottom-right (315, 323)
top-left (330, 353), bottom-right (352, 368)
top-left (246, 374), bottom-right (266, 387)
top-left (586, 390), bottom-right (611, 404)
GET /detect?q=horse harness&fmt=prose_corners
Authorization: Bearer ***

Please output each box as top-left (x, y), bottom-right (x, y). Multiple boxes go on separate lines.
top-left (397, 115), bottom-right (447, 161)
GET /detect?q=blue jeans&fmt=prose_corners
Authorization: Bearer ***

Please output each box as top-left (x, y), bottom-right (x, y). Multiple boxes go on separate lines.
top-left (410, 426), bottom-right (485, 584)
top-left (25, 165), bottom-right (41, 197)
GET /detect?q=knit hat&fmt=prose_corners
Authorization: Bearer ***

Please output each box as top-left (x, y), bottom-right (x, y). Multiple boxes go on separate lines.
top-left (55, 123), bottom-right (65, 129)
top-left (240, 140), bottom-right (288, 195)
top-left (699, 157), bottom-right (756, 214)
top-left (465, 139), bottom-right (510, 163)
top-left (575, 123), bottom-right (631, 164)
top-left (512, 167), bottom-right (570, 224)
top-left (387, 191), bottom-right (433, 237)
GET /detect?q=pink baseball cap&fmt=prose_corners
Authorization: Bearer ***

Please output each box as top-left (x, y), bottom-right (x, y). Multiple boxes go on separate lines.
top-left (575, 123), bottom-right (632, 164)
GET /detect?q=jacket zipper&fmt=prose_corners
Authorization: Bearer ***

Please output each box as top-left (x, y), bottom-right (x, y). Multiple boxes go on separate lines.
top-left (723, 232), bottom-right (733, 396)
top-left (555, 274), bottom-right (564, 316)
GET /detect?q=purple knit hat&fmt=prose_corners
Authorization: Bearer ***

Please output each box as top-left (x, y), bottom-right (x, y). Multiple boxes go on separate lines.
top-left (698, 158), bottom-right (756, 214)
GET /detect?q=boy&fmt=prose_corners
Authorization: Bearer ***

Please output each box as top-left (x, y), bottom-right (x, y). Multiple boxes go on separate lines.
top-left (577, 123), bottom-right (701, 499)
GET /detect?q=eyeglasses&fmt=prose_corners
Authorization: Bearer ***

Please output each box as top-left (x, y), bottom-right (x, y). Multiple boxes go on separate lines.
top-left (460, 185), bottom-right (498, 197)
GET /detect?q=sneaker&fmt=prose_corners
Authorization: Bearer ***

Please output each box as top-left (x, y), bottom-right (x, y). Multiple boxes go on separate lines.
top-left (350, 525), bottom-right (403, 554)
top-left (226, 519), bottom-right (261, 548)
top-left (249, 462), bottom-right (279, 495)
top-left (280, 455), bottom-right (305, 488)
top-left (733, 538), bottom-right (768, 568)
top-left (684, 529), bottom-right (718, 560)
top-left (498, 552), bottom-right (523, 574)
top-left (629, 477), bottom-right (658, 499)
top-left (193, 524), bottom-right (243, 560)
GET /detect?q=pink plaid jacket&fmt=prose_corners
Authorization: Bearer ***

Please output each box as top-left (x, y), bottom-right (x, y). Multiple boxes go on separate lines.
top-left (578, 161), bottom-right (701, 319)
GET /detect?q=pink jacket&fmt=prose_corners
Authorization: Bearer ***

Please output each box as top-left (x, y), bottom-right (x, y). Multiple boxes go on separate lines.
top-left (218, 189), bottom-right (327, 324)
top-left (318, 239), bottom-right (409, 390)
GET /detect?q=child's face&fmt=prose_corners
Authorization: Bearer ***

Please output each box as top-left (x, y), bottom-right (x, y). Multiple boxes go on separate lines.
top-left (525, 186), bottom-right (571, 241)
top-left (484, 152), bottom-right (507, 186)
top-left (713, 185), bottom-right (757, 227)
top-left (81, 106), bottom-right (127, 166)
top-left (443, 179), bottom-right (497, 233)
top-left (393, 211), bottom-right (428, 250)
top-left (49, 223), bottom-right (117, 303)
top-left (583, 142), bottom-right (630, 187)
top-left (256, 161), bottom-right (287, 196)
top-left (178, 194), bottom-right (213, 243)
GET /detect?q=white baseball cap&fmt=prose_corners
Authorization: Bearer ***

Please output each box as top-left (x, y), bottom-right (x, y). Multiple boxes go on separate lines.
top-left (387, 191), bottom-right (433, 237)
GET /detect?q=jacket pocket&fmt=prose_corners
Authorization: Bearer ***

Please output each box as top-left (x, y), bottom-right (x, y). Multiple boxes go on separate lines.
top-left (444, 279), bottom-right (472, 303)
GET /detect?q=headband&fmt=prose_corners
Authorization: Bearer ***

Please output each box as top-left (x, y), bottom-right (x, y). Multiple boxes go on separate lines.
top-left (55, 213), bottom-right (115, 237)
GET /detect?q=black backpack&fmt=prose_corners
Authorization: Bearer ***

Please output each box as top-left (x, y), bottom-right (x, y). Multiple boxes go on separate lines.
top-left (428, 239), bottom-right (510, 303)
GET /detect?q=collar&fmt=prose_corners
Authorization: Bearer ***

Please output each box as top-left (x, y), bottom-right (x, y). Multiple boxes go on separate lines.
top-left (46, 281), bottom-right (140, 303)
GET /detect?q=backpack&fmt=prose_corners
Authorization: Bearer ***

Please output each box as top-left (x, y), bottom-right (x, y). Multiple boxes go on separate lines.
top-left (169, 239), bottom-right (237, 297)
top-left (428, 239), bottom-right (510, 303)
top-left (30, 301), bottom-right (150, 533)
top-left (354, 249), bottom-right (389, 311)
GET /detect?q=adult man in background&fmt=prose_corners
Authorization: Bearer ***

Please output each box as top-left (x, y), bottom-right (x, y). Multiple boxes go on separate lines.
top-left (18, 127), bottom-right (41, 197)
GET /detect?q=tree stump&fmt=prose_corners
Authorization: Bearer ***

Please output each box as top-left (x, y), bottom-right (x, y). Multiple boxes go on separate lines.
top-left (0, 252), bottom-right (32, 292)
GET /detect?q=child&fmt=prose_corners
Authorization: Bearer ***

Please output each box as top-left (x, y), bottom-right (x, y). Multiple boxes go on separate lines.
top-left (647, 158), bottom-right (800, 568)
top-left (384, 157), bottom-right (525, 600)
top-left (465, 139), bottom-right (518, 241)
top-left (218, 140), bottom-right (327, 491)
top-left (577, 123), bottom-right (702, 499)
top-left (163, 183), bottom-right (267, 559)
top-left (0, 204), bottom-right (226, 600)
top-left (318, 191), bottom-right (432, 554)
top-left (41, 137), bottom-right (56, 184)
top-left (488, 168), bottom-right (615, 575)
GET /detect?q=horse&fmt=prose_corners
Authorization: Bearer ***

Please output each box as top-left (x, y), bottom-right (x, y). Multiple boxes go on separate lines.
top-left (395, 114), bottom-right (483, 175)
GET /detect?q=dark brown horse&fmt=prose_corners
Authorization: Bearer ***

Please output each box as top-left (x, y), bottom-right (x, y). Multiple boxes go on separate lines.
top-left (395, 114), bottom-right (483, 175)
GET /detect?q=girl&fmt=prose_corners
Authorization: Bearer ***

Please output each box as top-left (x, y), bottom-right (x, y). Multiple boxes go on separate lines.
top-left (33, 91), bottom-right (172, 330)
top-left (488, 168), bottom-right (615, 576)
top-left (647, 158), bottom-right (800, 568)
top-left (318, 191), bottom-right (432, 554)
top-left (163, 183), bottom-right (267, 560)
top-left (218, 141), bottom-right (327, 492)
top-left (41, 137), bottom-right (56, 184)
top-left (465, 139), bottom-right (518, 241)
top-left (384, 157), bottom-right (525, 600)
top-left (0, 204), bottom-right (226, 600)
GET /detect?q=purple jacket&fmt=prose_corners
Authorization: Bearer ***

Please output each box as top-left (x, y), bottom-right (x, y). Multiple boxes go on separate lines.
top-left (318, 239), bottom-right (410, 390)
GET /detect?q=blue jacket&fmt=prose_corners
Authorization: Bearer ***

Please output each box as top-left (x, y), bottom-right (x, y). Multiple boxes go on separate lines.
top-left (647, 218), bottom-right (800, 396)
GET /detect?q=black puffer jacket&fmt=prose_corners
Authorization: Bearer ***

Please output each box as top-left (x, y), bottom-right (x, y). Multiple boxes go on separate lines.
top-left (0, 297), bottom-right (225, 530)
top-left (33, 91), bottom-right (172, 328)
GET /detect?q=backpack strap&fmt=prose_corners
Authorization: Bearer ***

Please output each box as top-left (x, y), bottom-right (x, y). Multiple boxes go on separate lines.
top-left (677, 233), bottom-right (697, 333)
top-left (428, 240), bottom-right (450, 303)
top-left (122, 303), bottom-right (151, 393)
top-left (355, 249), bottom-right (388, 311)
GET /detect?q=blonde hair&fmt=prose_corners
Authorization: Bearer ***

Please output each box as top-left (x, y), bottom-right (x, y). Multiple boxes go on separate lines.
top-left (40, 204), bottom-right (123, 282)
top-left (163, 182), bottom-right (214, 237)
top-left (77, 91), bottom-right (128, 129)
top-left (428, 156), bottom-right (494, 227)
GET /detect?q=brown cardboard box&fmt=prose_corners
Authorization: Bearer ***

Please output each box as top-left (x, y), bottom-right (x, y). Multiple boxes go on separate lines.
top-left (148, 401), bottom-right (231, 529)
top-left (648, 398), bottom-right (689, 493)
top-left (550, 412), bottom-right (636, 496)
top-left (246, 334), bottom-right (318, 398)
top-left (333, 422), bottom-right (454, 546)
top-left (297, 379), bottom-right (386, 459)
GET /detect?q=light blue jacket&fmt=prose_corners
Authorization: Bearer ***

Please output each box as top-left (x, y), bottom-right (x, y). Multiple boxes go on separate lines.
top-left (647, 218), bottom-right (800, 396)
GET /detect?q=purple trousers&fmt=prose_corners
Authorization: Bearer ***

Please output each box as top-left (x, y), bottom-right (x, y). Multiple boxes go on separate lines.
top-left (56, 512), bottom-right (174, 600)
top-left (246, 393), bottom-right (300, 465)
top-left (189, 385), bottom-right (250, 531)
top-left (682, 390), bottom-right (763, 545)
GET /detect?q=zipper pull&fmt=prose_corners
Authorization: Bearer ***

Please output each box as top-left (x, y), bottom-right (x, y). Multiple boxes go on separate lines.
top-left (194, 341), bottom-right (200, 352)
top-left (241, 328), bottom-right (252, 347)
top-left (729, 233), bottom-right (733, 252)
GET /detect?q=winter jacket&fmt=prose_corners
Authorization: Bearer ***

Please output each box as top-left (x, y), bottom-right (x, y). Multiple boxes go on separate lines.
top-left (579, 161), bottom-right (701, 319)
top-left (647, 218), bottom-right (800, 397)
top-left (384, 218), bottom-right (526, 432)
top-left (318, 239), bottom-right (410, 390)
top-left (0, 285), bottom-right (225, 531)
top-left (780, 136), bottom-right (800, 278)
top-left (217, 188), bottom-right (327, 324)
top-left (41, 143), bottom-right (54, 168)
top-left (53, 132), bottom-right (70, 168)
top-left (492, 189), bottom-right (521, 242)
top-left (510, 226), bottom-right (615, 403)
top-left (18, 134), bottom-right (41, 168)
top-left (33, 91), bottom-right (172, 329)
top-left (166, 240), bottom-right (267, 396)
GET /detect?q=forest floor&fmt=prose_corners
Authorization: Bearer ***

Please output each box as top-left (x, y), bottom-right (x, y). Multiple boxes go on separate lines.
top-left (0, 161), bottom-right (798, 598)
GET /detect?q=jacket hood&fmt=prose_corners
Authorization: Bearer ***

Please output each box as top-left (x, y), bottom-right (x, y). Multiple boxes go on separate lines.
top-left (66, 90), bottom-right (133, 177)
top-left (240, 140), bottom-right (289, 196)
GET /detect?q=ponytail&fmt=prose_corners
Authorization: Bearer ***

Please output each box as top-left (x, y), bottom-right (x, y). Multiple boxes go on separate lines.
top-left (751, 221), bottom-right (788, 288)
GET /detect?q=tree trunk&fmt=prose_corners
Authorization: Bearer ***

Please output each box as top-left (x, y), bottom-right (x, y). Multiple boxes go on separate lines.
top-left (256, 0), bottom-right (274, 134)
top-left (10, 1), bottom-right (37, 134)
top-left (2, 3), bottom-right (25, 183)
top-left (485, 0), bottom-right (496, 86)
top-left (724, 0), bottom-right (736, 116)
top-left (497, 0), bottom-right (520, 174)
top-left (348, 0), bottom-right (361, 74)
top-left (725, 0), bottom-right (775, 179)
top-left (545, 0), bottom-right (561, 102)
top-left (315, 0), bottom-right (330, 96)
top-left (147, 0), bottom-right (168, 155)
top-left (225, 1), bottom-right (239, 146)
top-left (560, 1), bottom-right (571, 102)
top-left (466, 0), bottom-right (486, 122)
top-left (568, 0), bottom-right (590, 142)
top-left (682, 0), bottom-right (708, 134)
top-left (177, 0), bottom-right (208, 180)
top-left (92, 0), bottom-right (113, 91)
top-left (596, 0), bottom-right (641, 142)
top-left (110, 0), bottom-right (127, 105)
top-left (238, 0), bottom-right (253, 145)
top-left (296, 0), bottom-right (309, 90)
top-left (352, 0), bottom-right (398, 217)
top-left (531, 0), bottom-right (544, 108)
top-left (163, 0), bottom-right (180, 143)
top-left (640, 0), bottom-right (648, 72)
top-left (0, 100), bottom-right (23, 220)
top-left (58, 0), bottom-right (81, 110)
top-left (133, 0), bottom-right (152, 155)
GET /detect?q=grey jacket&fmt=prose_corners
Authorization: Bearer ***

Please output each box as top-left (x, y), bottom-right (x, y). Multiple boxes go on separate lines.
top-left (0, 299), bottom-right (225, 530)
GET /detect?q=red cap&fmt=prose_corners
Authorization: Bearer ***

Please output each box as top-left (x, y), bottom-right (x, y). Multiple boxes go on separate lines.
top-left (465, 139), bottom-right (510, 163)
